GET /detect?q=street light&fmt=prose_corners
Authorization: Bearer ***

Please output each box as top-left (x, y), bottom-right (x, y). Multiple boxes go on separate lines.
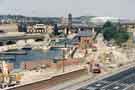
top-left (62, 49), bottom-right (65, 72)
top-left (62, 33), bottom-right (67, 72)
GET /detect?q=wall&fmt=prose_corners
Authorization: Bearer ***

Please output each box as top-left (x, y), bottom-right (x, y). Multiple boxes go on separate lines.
top-left (20, 58), bottom-right (81, 70)
top-left (20, 60), bottom-right (52, 70)
top-left (7, 69), bottom-right (87, 90)
top-left (80, 37), bottom-right (92, 49)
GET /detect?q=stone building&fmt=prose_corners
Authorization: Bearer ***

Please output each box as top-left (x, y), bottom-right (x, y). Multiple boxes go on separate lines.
top-left (27, 24), bottom-right (53, 33)
top-left (72, 31), bottom-right (93, 49)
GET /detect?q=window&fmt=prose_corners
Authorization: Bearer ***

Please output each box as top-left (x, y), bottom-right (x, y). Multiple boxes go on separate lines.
top-left (6, 41), bottom-right (16, 45)
top-left (0, 42), bottom-right (3, 46)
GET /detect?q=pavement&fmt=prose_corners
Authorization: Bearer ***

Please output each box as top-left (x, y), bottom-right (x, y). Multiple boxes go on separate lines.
top-left (18, 64), bottom-right (86, 86)
top-left (4, 64), bottom-right (87, 90)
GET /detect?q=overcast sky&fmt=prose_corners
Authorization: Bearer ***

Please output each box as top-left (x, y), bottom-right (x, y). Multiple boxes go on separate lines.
top-left (0, 0), bottom-right (135, 19)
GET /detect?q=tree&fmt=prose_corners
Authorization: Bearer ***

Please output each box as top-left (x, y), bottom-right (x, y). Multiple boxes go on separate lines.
top-left (102, 21), bottom-right (117, 41)
top-left (102, 21), bottom-right (129, 46)
top-left (103, 21), bottom-right (113, 29)
top-left (103, 27), bottom-right (117, 41)
top-left (53, 24), bottom-right (59, 35)
top-left (113, 31), bottom-right (129, 46)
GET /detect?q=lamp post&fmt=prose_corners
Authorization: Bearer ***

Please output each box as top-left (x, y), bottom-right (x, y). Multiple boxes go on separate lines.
top-left (62, 49), bottom-right (65, 72)
top-left (62, 33), bottom-right (67, 72)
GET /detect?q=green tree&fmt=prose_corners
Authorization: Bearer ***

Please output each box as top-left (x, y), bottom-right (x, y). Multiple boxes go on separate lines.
top-left (103, 27), bottom-right (117, 41)
top-left (103, 21), bottom-right (113, 29)
top-left (102, 21), bottom-right (117, 41)
top-left (92, 21), bottom-right (113, 41)
top-left (102, 21), bottom-right (129, 46)
top-left (113, 31), bottom-right (129, 46)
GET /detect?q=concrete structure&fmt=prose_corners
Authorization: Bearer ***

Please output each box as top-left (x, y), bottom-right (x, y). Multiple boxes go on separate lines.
top-left (0, 33), bottom-right (44, 41)
top-left (0, 33), bottom-right (44, 51)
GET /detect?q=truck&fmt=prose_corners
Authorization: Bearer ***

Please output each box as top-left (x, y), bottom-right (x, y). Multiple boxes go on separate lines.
top-left (92, 64), bottom-right (101, 74)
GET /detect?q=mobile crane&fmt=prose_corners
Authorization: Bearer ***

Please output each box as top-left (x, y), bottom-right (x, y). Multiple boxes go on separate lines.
top-left (0, 60), bottom-right (21, 88)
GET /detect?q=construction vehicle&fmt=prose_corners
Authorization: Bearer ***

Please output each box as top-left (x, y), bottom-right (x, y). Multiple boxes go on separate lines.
top-left (91, 44), bottom-right (97, 52)
top-left (92, 64), bottom-right (101, 74)
top-left (0, 61), bottom-right (21, 88)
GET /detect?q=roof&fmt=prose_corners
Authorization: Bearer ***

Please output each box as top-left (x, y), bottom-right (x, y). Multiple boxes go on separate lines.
top-left (57, 23), bottom-right (89, 28)
top-left (90, 17), bottom-right (119, 23)
top-left (119, 19), bottom-right (135, 25)
top-left (77, 31), bottom-right (92, 37)
top-left (71, 36), bottom-right (80, 45)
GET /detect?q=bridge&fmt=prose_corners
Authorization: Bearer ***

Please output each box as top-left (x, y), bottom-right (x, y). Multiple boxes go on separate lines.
top-left (0, 33), bottom-right (44, 41)
top-left (0, 33), bottom-right (46, 52)
top-left (0, 51), bottom-right (27, 55)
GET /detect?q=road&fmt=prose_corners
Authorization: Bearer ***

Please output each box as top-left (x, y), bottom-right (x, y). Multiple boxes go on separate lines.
top-left (77, 67), bottom-right (135, 90)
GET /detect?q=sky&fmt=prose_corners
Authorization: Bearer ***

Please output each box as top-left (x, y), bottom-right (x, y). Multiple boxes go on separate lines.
top-left (0, 0), bottom-right (135, 19)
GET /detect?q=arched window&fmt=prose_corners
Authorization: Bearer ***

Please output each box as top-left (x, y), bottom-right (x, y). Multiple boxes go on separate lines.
top-left (35, 38), bottom-right (44, 42)
top-left (6, 41), bottom-right (16, 45)
top-left (0, 30), bottom-right (5, 33)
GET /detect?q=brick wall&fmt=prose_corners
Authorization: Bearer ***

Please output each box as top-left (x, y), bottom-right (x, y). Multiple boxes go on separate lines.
top-left (20, 60), bottom-right (52, 70)
top-left (20, 58), bottom-right (81, 70)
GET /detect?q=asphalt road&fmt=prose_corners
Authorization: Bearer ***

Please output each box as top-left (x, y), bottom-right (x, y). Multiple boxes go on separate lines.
top-left (78, 67), bottom-right (135, 90)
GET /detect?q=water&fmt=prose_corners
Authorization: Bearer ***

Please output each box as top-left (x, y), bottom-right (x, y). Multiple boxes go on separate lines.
top-left (5, 48), bottom-right (64, 68)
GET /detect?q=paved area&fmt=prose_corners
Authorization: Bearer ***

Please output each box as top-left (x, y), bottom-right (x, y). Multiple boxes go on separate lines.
top-left (6, 68), bottom-right (87, 90)
top-left (78, 67), bottom-right (135, 90)
top-left (5, 64), bottom-right (87, 90)
top-left (21, 64), bottom-right (85, 85)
